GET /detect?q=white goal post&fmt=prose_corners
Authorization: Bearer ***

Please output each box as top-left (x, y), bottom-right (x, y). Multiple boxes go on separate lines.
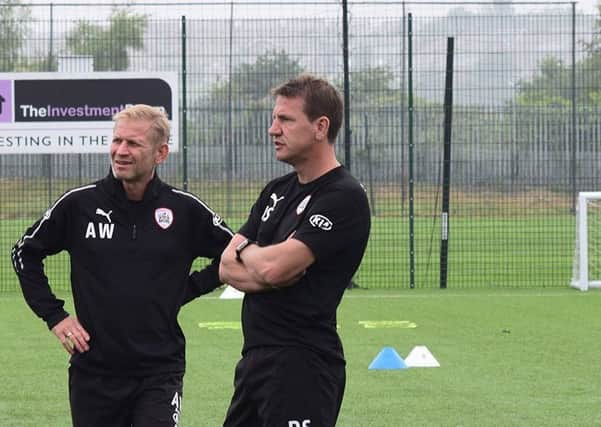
top-left (571, 191), bottom-right (601, 291)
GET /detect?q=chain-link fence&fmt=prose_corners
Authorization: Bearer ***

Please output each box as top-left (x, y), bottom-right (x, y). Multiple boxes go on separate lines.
top-left (1, 1), bottom-right (599, 291)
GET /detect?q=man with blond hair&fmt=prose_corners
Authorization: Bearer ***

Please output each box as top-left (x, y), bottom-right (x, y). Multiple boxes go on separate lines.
top-left (12, 104), bottom-right (233, 426)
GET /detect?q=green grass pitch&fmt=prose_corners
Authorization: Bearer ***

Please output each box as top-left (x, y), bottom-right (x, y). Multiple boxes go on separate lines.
top-left (1, 213), bottom-right (575, 292)
top-left (1, 288), bottom-right (600, 426)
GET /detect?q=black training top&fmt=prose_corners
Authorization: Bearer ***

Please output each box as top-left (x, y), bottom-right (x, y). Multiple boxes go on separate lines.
top-left (238, 166), bottom-right (371, 363)
top-left (12, 171), bottom-right (233, 376)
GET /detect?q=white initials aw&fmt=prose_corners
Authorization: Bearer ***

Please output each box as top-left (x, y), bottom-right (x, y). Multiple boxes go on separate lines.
top-left (85, 222), bottom-right (115, 239)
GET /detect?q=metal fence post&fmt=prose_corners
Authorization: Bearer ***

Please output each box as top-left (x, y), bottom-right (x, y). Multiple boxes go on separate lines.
top-left (570, 2), bottom-right (577, 213)
top-left (342, 0), bottom-right (351, 171)
top-left (408, 12), bottom-right (415, 289)
top-left (181, 15), bottom-right (188, 191)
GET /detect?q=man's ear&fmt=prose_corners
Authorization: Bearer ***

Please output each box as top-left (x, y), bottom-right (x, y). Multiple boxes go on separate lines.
top-left (155, 143), bottom-right (169, 165)
top-left (315, 116), bottom-right (330, 142)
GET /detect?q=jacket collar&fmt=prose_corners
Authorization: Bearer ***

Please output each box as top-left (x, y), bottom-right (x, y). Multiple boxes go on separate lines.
top-left (101, 168), bottom-right (164, 203)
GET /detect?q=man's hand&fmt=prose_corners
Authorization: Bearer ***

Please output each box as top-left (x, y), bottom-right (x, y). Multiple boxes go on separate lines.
top-left (51, 316), bottom-right (90, 355)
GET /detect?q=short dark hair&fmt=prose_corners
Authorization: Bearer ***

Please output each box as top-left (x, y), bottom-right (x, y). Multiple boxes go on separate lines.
top-left (271, 74), bottom-right (343, 143)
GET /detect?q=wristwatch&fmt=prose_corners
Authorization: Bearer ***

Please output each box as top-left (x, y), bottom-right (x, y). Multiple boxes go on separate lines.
top-left (235, 238), bottom-right (256, 263)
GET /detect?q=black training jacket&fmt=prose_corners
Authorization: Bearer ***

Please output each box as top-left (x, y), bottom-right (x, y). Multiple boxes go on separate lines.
top-left (11, 171), bottom-right (233, 376)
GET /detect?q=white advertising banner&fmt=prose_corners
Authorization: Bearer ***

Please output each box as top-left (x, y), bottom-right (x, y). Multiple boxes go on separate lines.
top-left (0, 72), bottom-right (178, 154)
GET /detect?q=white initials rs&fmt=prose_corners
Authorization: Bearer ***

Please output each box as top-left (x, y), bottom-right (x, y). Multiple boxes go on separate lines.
top-left (288, 421), bottom-right (311, 427)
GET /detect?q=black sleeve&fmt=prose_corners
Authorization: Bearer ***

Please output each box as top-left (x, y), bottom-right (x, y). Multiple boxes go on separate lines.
top-left (294, 186), bottom-right (371, 263)
top-left (182, 198), bottom-right (234, 304)
top-left (11, 199), bottom-right (71, 330)
top-left (182, 258), bottom-right (221, 304)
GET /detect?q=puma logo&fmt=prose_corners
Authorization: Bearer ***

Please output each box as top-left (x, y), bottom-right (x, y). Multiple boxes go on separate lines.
top-left (261, 193), bottom-right (285, 222)
top-left (95, 208), bottom-right (113, 223)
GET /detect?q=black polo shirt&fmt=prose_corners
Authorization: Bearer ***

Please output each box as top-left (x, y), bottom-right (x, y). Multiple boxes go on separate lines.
top-left (238, 166), bottom-right (371, 362)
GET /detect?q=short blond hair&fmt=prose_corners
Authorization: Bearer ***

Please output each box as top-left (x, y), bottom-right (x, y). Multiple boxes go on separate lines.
top-left (113, 104), bottom-right (170, 145)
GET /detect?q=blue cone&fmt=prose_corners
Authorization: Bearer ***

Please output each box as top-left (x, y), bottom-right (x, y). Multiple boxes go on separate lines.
top-left (368, 347), bottom-right (408, 370)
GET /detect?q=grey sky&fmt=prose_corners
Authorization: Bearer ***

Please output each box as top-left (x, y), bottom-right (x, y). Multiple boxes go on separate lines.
top-left (22, 0), bottom-right (601, 20)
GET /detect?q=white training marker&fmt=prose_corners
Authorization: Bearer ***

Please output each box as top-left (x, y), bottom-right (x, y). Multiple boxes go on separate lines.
top-left (405, 345), bottom-right (440, 367)
top-left (198, 321), bottom-right (241, 330)
top-left (358, 320), bottom-right (417, 329)
top-left (220, 285), bottom-right (244, 299)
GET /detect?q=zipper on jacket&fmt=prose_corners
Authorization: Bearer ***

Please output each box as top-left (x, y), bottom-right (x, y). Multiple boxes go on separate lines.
top-left (132, 224), bottom-right (137, 240)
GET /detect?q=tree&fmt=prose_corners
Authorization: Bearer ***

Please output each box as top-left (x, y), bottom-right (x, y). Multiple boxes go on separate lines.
top-left (577, 1), bottom-right (601, 104)
top-left (516, 53), bottom-right (601, 107)
top-left (0, 0), bottom-right (31, 71)
top-left (345, 66), bottom-right (401, 107)
top-left (66, 8), bottom-right (147, 71)
top-left (584, 0), bottom-right (601, 54)
top-left (189, 50), bottom-right (304, 149)
top-left (234, 50), bottom-right (304, 100)
top-left (515, 57), bottom-right (571, 106)
top-left (210, 50), bottom-right (305, 110)
top-left (203, 49), bottom-right (303, 118)
top-left (516, 2), bottom-right (601, 106)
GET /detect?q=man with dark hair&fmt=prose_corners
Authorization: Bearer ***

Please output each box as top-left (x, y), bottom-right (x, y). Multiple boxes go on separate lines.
top-left (219, 74), bottom-right (371, 427)
top-left (12, 104), bottom-right (233, 426)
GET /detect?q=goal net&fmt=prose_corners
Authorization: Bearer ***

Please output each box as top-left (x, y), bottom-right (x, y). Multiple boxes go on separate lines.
top-left (571, 192), bottom-right (601, 291)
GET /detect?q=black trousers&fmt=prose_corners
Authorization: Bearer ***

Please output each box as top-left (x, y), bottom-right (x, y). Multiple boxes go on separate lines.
top-left (69, 365), bottom-right (184, 427)
top-left (223, 347), bottom-right (346, 427)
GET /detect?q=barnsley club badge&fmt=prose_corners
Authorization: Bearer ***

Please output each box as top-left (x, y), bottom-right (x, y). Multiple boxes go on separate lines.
top-left (296, 195), bottom-right (311, 215)
top-left (155, 208), bottom-right (174, 230)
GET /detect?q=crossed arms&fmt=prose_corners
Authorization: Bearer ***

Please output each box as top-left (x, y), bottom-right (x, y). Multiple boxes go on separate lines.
top-left (219, 233), bottom-right (315, 293)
